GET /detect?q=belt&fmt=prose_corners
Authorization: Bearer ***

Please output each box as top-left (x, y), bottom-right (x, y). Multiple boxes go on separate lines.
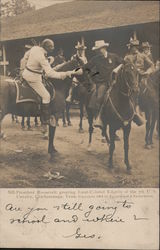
top-left (26, 66), bottom-right (42, 75)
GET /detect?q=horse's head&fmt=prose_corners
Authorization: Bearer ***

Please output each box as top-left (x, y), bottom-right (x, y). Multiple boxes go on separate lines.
top-left (119, 62), bottom-right (139, 96)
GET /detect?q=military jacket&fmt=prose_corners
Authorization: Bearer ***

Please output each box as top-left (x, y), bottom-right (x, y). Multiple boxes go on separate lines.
top-left (124, 51), bottom-right (154, 75)
top-left (84, 52), bottom-right (123, 85)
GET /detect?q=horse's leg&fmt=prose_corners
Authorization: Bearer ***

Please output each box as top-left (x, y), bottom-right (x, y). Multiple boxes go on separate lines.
top-left (87, 110), bottom-right (94, 151)
top-left (27, 117), bottom-right (31, 130)
top-left (123, 123), bottom-right (131, 172)
top-left (48, 125), bottom-right (57, 158)
top-left (148, 110), bottom-right (156, 146)
top-left (101, 124), bottom-right (110, 144)
top-left (62, 109), bottom-right (67, 127)
top-left (35, 116), bottom-right (38, 127)
top-left (0, 112), bottom-right (6, 139)
top-left (108, 126), bottom-right (116, 168)
top-left (11, 114), bottom-right (14, 122)
top-left (15, 115), bottom-right (19, 123)
top-left (79, 102), bottom-right (84, 133)
top-left (66, 102), bottom-right (72, 126)
top-left (156, 118), bottom-right (159, 139)
top-left (145, 110), bottom-right (151, 148)
top-left (21, 116), bottom-right (25, 129)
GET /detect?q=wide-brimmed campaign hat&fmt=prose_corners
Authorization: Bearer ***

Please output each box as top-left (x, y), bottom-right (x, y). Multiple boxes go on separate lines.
top-left (75, 41), bottom-right (87, 50)
top-left (127, 37), bottom-right (139, 48)
top-left (25, 44), bottom-right (32, 49)
top-left (92, 40), bottom-right (109, 50)
top-left (142, 41), bottom-right (152, 48)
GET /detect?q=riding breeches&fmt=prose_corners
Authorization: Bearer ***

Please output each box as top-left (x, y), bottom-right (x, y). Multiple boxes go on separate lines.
top-left (88, 84), bottom-right (106, 112)
top-left (96, 84), bottom-right (106, 109)
top-left (22, 69), bottom-right (50, 104)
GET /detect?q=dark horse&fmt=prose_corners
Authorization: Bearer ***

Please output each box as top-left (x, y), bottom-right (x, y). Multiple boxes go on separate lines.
top-left (0, 61), bottom-right (77, 158)
top-left (85, 62), bottom-right (139, 172)
top-left (62, 58), bottom-right (88, 132)
top-left (138, 69), bottom-right (159, 149)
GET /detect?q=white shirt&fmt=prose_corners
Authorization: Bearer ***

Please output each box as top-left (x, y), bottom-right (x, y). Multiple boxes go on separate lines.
top-left (20, 50), bottom-right (31, 71)
top-left (23, 46), bottom-right (66, 80)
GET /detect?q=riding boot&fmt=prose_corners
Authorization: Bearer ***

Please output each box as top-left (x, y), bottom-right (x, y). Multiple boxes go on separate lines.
top-left (66, 86), bottom-right (73, 103)
top-left (41, 103), bottom-right (50, 125)
top-left (93, 104), bottom-right (104, 129)
top-left (133, 113), bottom-right (144, 126)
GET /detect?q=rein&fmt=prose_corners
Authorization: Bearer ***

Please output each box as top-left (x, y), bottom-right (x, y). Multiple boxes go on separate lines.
top-left (119, 66), bottom-right (134, 97)
top-left (107, 65), bottom-right (135, 125)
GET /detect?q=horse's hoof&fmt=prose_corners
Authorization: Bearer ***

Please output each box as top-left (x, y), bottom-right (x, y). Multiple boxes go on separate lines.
top-left (144, 144), bottom-right (152, 150)
top-left (27, 127), bottom-right (33, 131)
top-left (63, 123), bottom-right (67, 127)
top-left (108, 166), bottom-right (114, 173)
top-left (79, 128), bottom-right (84, 133)
top-left (68, 122), bottom-right (72, 126)
top-left (108, 161), bottom-right (113, 169)
top-left (49, 154), bottom-right (55, 161)
top-left (115, 134), bottom-right (120, 141)
top-left (42, 132), bottom-right (48, 140)
top-left (87, 144), bottom-right (92, 152)
top-left (0, 132), bottom-right (6, 140)
top-left (126, 168), bottom-right (132, 175)
top-left (101, 138), bottom-right (106, 143)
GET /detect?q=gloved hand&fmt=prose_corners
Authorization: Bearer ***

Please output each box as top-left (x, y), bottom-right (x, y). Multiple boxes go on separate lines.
top-left (61, 71), bottom-right (72, 80)
top-left (66, 71), bottom-right (74, 78)
top-left (72, 68), bottom-right (83, 76)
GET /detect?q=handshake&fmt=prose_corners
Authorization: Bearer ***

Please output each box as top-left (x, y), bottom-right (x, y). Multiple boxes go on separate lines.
top-left (62, 69), bottom-right (83, 80)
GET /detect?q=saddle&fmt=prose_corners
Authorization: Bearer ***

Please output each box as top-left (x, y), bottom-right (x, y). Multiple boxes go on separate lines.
top-left (15, 78), bottom-right (55, 104)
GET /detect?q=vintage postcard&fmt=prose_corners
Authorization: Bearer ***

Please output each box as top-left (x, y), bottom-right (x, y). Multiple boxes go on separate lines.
top-left (0, 0), bottom-right (159, 249)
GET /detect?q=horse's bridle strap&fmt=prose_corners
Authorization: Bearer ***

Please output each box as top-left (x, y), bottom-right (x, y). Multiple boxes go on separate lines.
top-left (108, 95), bottom-right (135, 125)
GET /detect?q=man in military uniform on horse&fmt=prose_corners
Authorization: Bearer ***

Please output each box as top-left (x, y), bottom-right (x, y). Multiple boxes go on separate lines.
top-left (83, 40), bottom-right (123, 129)
top-left (124, 37), bottom-right (154, 86)
top-left (141, 41), bottom-right (154, 62)
top-left (66, 39), bottom-right (88, 103)
top-left (124, 36), bottom-right (155, 125)
top-left (22, 38), bottom-right (74, 125)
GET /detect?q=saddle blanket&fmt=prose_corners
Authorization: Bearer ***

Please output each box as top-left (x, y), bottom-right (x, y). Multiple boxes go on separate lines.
top-left (15, 79), bottom-right (41, 104)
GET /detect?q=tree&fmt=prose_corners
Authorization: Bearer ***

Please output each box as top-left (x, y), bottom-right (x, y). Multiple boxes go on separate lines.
top-left (0, 0), bottom-right (35, 18)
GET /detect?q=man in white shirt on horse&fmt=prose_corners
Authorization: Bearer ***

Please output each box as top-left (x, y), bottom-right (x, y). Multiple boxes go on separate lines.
top-left (22, 38), bottom-right (74, 125)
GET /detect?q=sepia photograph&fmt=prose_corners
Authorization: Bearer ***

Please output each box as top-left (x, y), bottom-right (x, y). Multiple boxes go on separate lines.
top-left (0, 0), bottom-right (159, 249)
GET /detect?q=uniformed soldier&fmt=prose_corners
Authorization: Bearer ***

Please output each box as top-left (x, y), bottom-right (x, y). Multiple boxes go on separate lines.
top-left (66, 40), bottom-right (88, 103)
top-left (124, 37), bottom-right (155, 126)
top-left (124, 38), bottom-right (154, 82)
top-left (141, 41), bottom-right (154, 62)
top-left (84, 40), bottom-right (123, 128)
top-left (22, 38), bottom-right (74, 125)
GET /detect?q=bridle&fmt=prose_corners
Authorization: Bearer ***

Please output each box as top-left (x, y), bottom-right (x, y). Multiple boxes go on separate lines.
top-left (107, 63), bottom-right (137, 126)
top-left (119, 63), bottom-right (138, 97)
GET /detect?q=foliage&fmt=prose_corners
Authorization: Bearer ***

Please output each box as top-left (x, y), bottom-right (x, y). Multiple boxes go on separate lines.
top-left (0, 0), bottom-right (35, 18)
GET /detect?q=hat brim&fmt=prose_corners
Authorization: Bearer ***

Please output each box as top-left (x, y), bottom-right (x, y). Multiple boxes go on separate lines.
top-left (92, 43), bottom-right (109, 51)
top-left (75, 46), bottom-right (87, 49)
top-left (142, 45), bottom-right (152, 48)
top-left (127, 43), bottom-right (139, 48)
top-left (25, 45), bottom-right (32, 49)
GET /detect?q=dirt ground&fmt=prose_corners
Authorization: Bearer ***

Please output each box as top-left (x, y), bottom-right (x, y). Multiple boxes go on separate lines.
top-left (0, 114), bottom-right (159, 188)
